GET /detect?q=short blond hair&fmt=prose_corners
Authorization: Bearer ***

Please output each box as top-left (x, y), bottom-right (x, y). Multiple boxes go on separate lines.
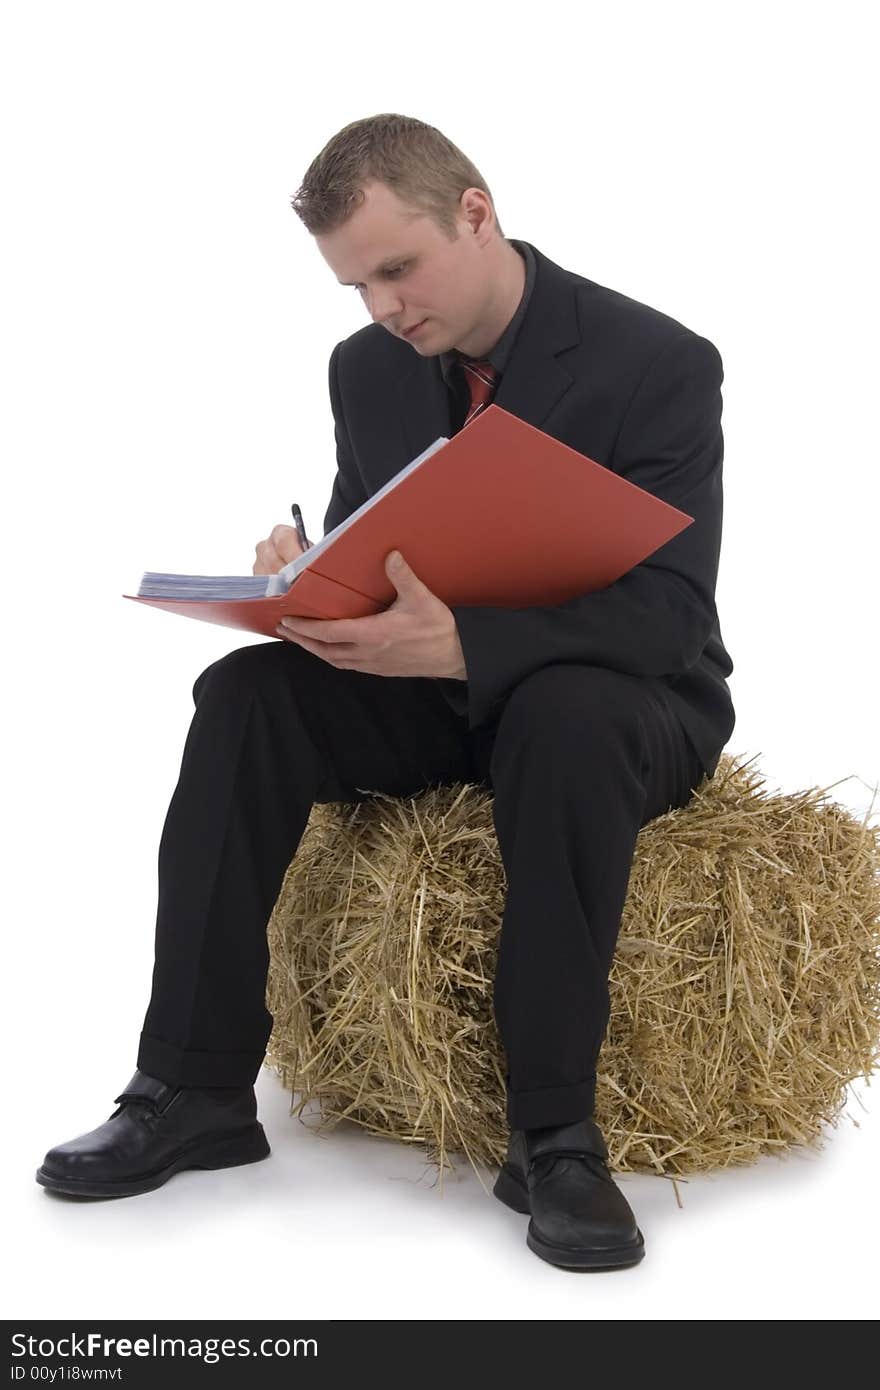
top-left (290, 112), bottom-right (504, 239)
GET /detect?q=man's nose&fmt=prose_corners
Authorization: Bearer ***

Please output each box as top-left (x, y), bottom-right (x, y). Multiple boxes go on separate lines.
top-left (367, 287), bottom-right (404, 326)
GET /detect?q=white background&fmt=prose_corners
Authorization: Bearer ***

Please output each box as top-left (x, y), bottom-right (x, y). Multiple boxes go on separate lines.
top-left (3, 0), bottom-right (877, 1323)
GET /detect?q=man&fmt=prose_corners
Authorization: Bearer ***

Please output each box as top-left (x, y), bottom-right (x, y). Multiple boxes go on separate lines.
top-left (35, 114), bottom-right (735, 1273)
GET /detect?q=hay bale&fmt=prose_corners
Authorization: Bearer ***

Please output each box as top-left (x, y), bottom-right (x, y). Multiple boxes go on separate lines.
top-left (264, 752), bottom-right (880, 1181)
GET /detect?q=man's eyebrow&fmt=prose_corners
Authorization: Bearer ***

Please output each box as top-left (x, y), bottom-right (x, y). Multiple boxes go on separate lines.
top-left (338, 254), bottom-right (414, 286)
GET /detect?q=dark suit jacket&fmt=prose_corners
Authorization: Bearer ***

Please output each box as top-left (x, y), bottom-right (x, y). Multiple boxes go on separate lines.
top-left (322, 240), bottom-right (735, 779)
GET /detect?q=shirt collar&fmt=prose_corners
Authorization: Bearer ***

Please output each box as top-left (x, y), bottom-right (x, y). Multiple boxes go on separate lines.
top-left (438, 239), bottom-right (536, 387)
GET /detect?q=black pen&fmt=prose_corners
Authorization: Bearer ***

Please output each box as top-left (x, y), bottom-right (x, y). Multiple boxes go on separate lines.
top-left (291, 503), bottom-right (312, 551)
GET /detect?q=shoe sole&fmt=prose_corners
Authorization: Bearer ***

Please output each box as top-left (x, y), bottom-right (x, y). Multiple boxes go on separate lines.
top-left (35, 1123), bottom-right (271, 1199)
top-left (493, 1161), bottom-right (646, 1271)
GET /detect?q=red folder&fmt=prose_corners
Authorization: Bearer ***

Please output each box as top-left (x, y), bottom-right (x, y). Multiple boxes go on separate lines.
top-left (123, 404), bottom-right (693, 638)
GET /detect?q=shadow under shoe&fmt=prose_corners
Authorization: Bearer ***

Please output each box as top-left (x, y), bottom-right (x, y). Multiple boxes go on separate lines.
top-left (493, 1116), bottom-right (645, 1271)
top-left (35, 1068), bottom-right (270, 1199)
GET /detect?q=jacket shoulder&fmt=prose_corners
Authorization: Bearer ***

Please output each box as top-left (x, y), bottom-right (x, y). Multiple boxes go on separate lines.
top-left (573, 273), bottom-right (719, 360)
top-left (333, 321), bottom-right (410, 374)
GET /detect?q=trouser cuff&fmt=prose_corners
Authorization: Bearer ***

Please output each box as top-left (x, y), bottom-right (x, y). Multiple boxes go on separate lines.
top-left (137, 1032), bottom-right (265, 1088)
top-left (506, 1074), bottom-right (597, 1130)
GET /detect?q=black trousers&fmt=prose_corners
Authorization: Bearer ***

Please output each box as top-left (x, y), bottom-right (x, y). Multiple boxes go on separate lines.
top-left (137, 640), bottom-right (708, 1130)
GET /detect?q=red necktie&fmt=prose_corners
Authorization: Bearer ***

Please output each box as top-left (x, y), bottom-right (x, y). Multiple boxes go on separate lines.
top-left (460, 357), bottom-right (498, 428)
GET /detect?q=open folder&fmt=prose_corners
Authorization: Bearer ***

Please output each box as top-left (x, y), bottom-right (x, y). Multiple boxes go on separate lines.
top-left (123, 404), bottom-right (694, 639)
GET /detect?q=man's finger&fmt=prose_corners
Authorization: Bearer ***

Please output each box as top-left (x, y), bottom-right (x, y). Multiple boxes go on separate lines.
top-left (276, 627), bottom-right (364, 666)
top-left (280, 615), bottom-right (382, 644)
top-left (253, 540), bottom-right (283, 575)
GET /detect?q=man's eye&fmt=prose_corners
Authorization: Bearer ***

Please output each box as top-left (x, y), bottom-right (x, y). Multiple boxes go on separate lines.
top-left (354, 265), bottom-right (406, 290)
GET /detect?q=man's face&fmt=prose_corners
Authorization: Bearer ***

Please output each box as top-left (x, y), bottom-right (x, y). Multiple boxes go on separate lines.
top-left (315, 178), bottom-right (494, 355)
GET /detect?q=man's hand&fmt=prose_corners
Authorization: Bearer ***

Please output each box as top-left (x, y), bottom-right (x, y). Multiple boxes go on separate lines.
top-left (275, 550), bottom-right (467, 680)
top-left (253, 524), bottom-right (305, 575)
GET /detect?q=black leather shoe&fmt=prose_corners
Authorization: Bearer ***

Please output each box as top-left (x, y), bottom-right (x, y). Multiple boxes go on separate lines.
top-left (35, 1068), bottom-right (270, 1198)
top-left (493, 1116), bottom-right (645, 1270)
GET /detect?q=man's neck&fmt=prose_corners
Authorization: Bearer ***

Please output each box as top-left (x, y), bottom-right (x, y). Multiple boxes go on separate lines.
top-left (455, 240), bottom-right (526, 360)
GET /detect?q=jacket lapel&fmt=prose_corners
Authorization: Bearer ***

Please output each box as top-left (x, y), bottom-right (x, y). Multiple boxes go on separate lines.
top-left (395, 242), bottom-right (582, 462)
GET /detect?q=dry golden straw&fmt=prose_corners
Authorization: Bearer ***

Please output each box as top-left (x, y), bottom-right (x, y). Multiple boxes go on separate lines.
top-left (265, 752), bottom-right (880, 1185)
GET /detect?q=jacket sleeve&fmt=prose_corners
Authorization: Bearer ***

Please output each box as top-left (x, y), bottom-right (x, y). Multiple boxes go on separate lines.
top-left (322, 340), bottom-right (369, 536)
top-left (450, 330), bottom-right (726, 729)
